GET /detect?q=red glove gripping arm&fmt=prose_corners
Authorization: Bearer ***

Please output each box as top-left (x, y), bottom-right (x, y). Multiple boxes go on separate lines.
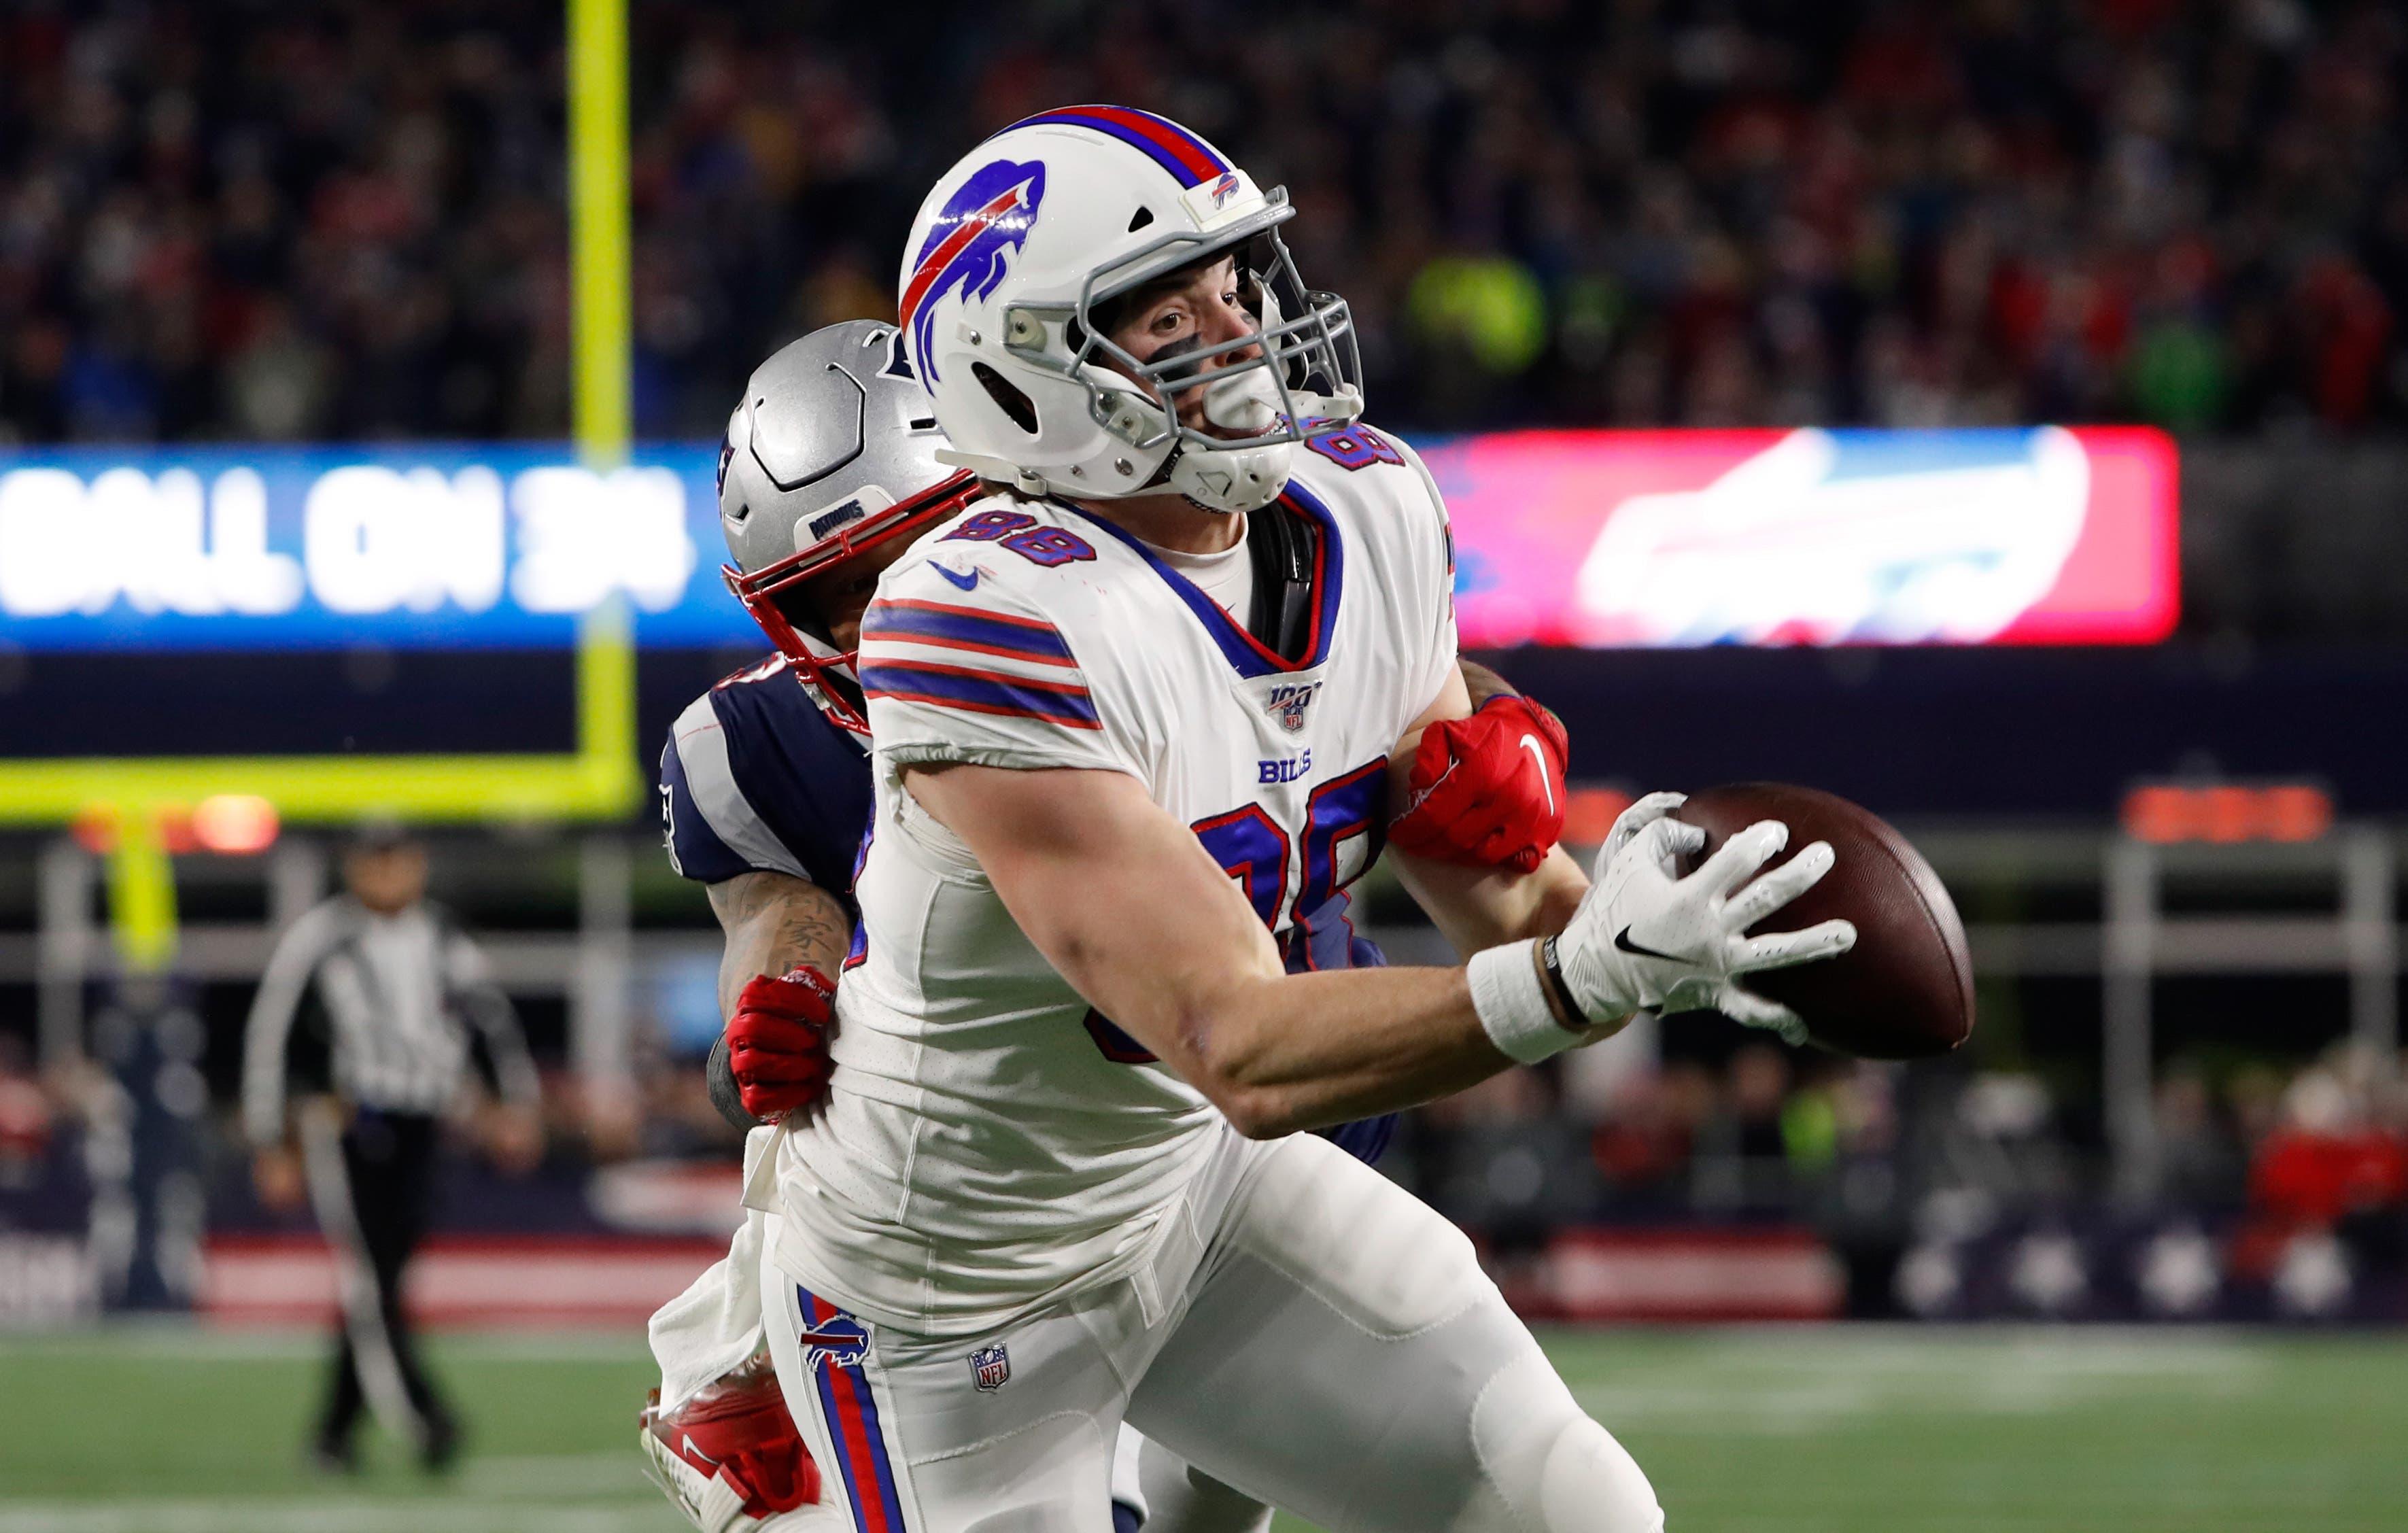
top-left (1387, 694), bottom-right (1570, 876)
top-left (723, 965), bottom-right (838, 1124)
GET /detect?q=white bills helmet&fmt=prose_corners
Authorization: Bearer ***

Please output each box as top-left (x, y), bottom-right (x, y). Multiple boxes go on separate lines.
top-left (719, 320), bottom-right (983, 737)
top-left (897, 105), bottom-right (1364, 515)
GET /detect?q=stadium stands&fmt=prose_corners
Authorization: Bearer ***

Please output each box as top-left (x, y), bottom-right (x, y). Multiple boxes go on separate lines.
top-left (2, 0), bottom-right (2403, 1334)
top-left (5, 1), bottom-right (2407, 444)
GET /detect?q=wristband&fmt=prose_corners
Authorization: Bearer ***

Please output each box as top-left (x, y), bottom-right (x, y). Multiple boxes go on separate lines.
top-left (1468, 940), bottom-right (1587, 1064)
top-left (1538, 936), bottom-right (1585, 1022)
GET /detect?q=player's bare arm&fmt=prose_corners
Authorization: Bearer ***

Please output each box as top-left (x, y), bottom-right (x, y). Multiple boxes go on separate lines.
top-left (904, 759), bottom-right (1509, 1136)
top-left (1456, 657), bottom-right (1515, 707)
top-left (704, 870), bottom-right (852, 1018)
top-left (904, 747), bottom-right (1849, 1141)
top-left (702, 872), bottom-right (847, 1127)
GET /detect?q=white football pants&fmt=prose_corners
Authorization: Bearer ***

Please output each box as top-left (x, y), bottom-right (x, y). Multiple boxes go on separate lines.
top-left (762, 1130), bottom-right (1662, 1533)
top-left (1132, 1432), bottom-right (1272, 1533)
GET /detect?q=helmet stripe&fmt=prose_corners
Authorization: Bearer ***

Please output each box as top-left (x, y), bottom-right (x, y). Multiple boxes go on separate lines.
top-left (1067, 105), bottom-right (1227, 178)
top-left (1010, 104), bottom-right (1226, 187)
top-left (897, 179), bottom-right (1034, 348)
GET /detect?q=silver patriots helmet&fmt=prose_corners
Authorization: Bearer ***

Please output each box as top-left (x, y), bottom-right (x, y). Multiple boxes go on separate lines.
top-left (719, 320), bottom-right (982, 736)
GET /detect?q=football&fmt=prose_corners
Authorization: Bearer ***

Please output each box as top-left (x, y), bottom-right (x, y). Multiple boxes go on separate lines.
top-left (1674, 783), bottom-right (1976, 1059)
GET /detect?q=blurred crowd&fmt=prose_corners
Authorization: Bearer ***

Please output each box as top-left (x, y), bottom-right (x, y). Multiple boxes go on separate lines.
top-left (1407, 1031), bottom-right (2408, 1313)
top-left (10, 1008), bottom-right (2401, 1239)
top-left (6, 0), bottom-right (2408, 445)
top-left (5, 977), bottom-right (2405, 1320)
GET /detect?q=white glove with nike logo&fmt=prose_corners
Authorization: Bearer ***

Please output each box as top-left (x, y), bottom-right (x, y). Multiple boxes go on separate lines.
top-left (1466, 791), bottom-right (1856, 1061)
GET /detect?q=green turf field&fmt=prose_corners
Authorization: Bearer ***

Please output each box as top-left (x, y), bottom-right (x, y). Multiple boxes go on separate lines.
top-left (1, 1326), bottom-right (2402, 1531)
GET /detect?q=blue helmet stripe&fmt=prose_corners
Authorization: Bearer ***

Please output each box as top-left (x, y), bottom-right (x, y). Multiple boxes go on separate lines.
top-left (1008, 105), bottom-right (1229, 188)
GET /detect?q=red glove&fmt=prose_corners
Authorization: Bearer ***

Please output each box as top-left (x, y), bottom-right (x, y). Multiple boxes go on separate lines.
top-left (640, 1353), bottom-right (821, 1517)
top-left (1387, 693), bottom-right (1570, 874)
top-left (725, 965), bottom-right (836, 1124)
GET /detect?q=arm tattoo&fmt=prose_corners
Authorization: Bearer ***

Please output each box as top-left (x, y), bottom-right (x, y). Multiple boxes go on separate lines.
top-left (767, 892), bottom-right (851, 974)
top-left (1457, 657), bottom-right (1517, 709)
top-left (702, 872), bottom-right (854, 1129)
top-left (706, 872), bottom-right (853, 1022)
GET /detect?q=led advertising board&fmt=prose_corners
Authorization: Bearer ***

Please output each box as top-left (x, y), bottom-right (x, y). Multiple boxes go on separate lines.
top-left (1427, 426), bottom-right (2178, 649)
top-left (0, 428), bottom-right (2175, 653)
top-left (0, 445), bottom-right (718, 650)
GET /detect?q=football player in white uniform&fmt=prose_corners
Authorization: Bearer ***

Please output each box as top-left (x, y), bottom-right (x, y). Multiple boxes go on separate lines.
top-left (758, 107), bottom-right (1854, 1533)
top-left (642, 321), bottom-right (1579, 1533)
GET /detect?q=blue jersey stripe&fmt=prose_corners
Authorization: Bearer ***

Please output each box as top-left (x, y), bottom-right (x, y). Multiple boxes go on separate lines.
top-left (1059, 489), bottom-right (1344, 680)
top-left (861, 600), bottom-right (1076, 661)
top-left (861, 661), bottom-right (1102, 727)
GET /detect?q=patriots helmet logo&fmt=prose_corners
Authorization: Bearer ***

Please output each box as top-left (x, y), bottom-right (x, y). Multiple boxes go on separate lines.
top-left (969, 1343), bottom-right (1011, 1392)
top-left (900, 158), bottom-right (1048, 384)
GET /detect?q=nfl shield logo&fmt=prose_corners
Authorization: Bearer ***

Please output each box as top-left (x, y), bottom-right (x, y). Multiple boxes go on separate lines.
top-left (1265, 681), bottom-right (1320, 734)
top-left (969, 1343), bottom-right (1010, 1392)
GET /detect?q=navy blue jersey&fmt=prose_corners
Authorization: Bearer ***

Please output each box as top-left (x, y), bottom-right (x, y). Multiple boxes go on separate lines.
top-left (659, 656), bottom-right (873, 899)
top-left (658, 652), bottom-right (1395, 1162)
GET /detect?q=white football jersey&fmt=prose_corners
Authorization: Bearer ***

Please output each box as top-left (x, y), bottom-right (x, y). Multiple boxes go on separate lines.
top-left (771, 428), bottom-right (1458, 1335)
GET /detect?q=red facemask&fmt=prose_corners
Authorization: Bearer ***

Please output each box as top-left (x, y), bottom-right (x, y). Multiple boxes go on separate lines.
top-left (725, 470), bottom-right (984, 738)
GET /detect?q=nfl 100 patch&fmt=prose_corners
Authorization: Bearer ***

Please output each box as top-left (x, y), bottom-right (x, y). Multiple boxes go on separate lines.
top-left (1264, 679), bottom-right (1322, 732)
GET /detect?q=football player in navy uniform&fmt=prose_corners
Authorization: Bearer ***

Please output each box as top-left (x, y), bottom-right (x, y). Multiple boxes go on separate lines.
top-left (638, 320), bottom-right (1575, 1533)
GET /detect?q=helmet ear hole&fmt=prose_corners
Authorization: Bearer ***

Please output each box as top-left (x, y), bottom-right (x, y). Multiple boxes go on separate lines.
top-left (973, 362), bottom-right (1040, 436)
top-left (1126, 206), bottom-right (1155, 232)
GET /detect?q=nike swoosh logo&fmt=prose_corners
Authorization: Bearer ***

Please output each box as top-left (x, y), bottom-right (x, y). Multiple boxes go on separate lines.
top-left (1613, 926), bottom-right (1682, 962)
top-left (935, 564), bottom-right (980, 591)
top-left (1518, 734), bottom-right (1555, 814)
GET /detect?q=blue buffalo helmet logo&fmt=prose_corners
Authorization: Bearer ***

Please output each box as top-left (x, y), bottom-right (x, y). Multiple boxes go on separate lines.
top-left (899, 158), bottom-right (1047, 384)
top-left (795, 1309), bottom-right (869, 1366)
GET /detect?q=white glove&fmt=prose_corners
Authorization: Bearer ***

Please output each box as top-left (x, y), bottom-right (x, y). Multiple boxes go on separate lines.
top-left (1466, 792), bottom-right (1856, 1061)
top-left (1562, 791), bottom-right (1855, 1042)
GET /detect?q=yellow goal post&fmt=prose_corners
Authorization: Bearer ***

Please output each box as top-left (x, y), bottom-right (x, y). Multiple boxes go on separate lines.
top-left (0, 0), bottom-right (638, 967)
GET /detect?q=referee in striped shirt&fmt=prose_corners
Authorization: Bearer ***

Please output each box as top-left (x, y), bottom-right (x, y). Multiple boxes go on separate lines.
top-left (241, 823), bottom-right (542, 1472)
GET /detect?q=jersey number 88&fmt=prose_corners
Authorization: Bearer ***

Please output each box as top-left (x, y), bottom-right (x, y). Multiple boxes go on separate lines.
top-left (1084, 761), bottom-right (1386, 1065)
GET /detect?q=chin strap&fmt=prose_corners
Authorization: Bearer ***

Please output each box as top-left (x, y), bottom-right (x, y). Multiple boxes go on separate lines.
top-left (932, 446), bottom-right (1052, 496)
